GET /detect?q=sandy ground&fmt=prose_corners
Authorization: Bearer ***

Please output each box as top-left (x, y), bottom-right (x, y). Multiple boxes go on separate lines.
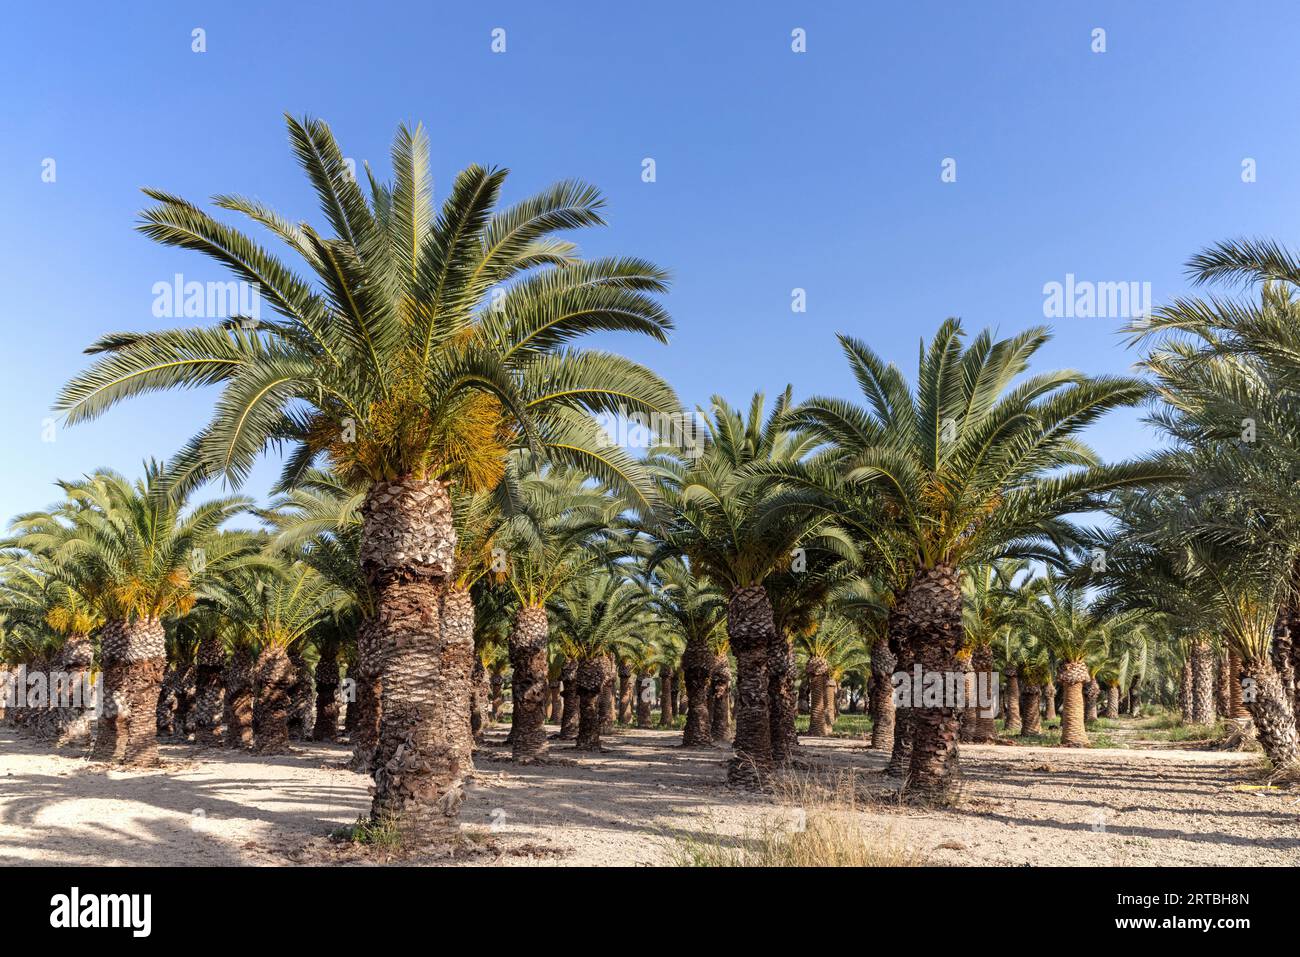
top-left (1, 723), bottom-right (1297, 866)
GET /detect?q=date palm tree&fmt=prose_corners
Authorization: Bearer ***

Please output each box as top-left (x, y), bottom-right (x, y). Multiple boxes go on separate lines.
top-left (648, 392), bottom-right (851, 786)
top-left (785, 321), bottom-right (1162, 800)
top-left (638, 555), bottom-right (725, 746)
top-left (549, 569), bottom-right (647, 751)
top-left (6, 464), bottom-right (254, 765)
top-left (209, 563), bottom-right (344, 753)
top-left (56, 116), bottom-right (677, 839)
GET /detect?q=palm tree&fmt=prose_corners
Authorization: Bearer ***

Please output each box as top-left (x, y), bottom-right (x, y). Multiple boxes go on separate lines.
top-left (962, 559), bottom-right (1029, 741)
top-left (786, 321), bottom-right (1162, 799)
top-left (210, 563), bottom-right (343, 753)
top-left (796, 617), bottom-right (862, 736)
top-left (550, 569), bottom-right (647, 750)
top-left (648, 391), bottom-right (850, 786)
top-left (639, 555), bottom-right (725, 746)
top-left (6, 464), bottom-right (254, 765)
top-left (1027, 574), bottom-right (1109, 747)
top-left (496, 465), bottom-right (620, 761)
top-left (55, 116), bottom-right (676, 839)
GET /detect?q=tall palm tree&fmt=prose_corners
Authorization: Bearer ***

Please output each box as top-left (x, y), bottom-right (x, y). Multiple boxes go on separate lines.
top-left (649, 392), bottom-right (851, 786)
top-left (787, 321), bottom-right (1163, 798)
top-left (56, 117), bottom-right (677, 839)
top-left (6, 464), bottom-right (253, 765)
top-left (1027, 573), bottom-right (1109, 747)
top-left (549, 569), bottom-right (647, 750)
top-left (638, 555), bottom-right (725, 746)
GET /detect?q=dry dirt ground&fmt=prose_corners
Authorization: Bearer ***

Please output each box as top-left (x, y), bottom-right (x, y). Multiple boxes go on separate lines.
top-left (1, 723), bottom-right (1297, 866)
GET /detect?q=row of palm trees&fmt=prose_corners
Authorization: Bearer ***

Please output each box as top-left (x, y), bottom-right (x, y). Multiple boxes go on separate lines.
top-left (3, 114), bottom-right (1299, 847)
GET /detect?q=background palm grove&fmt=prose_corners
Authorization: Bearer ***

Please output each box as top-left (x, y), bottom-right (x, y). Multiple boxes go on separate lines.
top-left (2, 3), bottom-right (1300, 871)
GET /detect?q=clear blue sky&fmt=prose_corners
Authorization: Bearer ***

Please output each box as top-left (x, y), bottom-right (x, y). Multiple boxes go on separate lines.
top-left (3, 1), bottom-right (1299, 517)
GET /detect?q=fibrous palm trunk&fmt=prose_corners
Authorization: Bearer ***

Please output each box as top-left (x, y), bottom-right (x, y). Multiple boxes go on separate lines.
top-left (224, 645), bottom-right (255, 749)
top-left (508, 604), bottom-right (550, 763)
top-left (636, 669), bottom-right (653, 728)
top-left (805, 657), bottom-right (831, 737)
top-left (1020, 684), bottom-right (1042, 735)
top-left (1058, 662), bottom-right (1089, 748)
top-left (1103, 682), bottom-right (1120, 720)
top-left (1179, 656), bottom-right (1194, 722)
top-left (599, 657), bottom-right (616, 734)
top-left (313, 646), bottom-right (340, 742)
top-left (709, 654), bottom-right (732, 742)
top-left (363, 477), bottom-right (472, 844)
top-left (193, 634), bottom-right (226, 748)
top-left (971, 645), bottom-right (997, 742)
top-left (658, 665), bottom-right (675, 726)
top-left (253, 646), bottom-right (294, 754)
top-left (1044, 682), bottom-right (1057, 722)
top-left (1241, 656), bottom-right (1299, 767)
top-left (90, 624), bottom-right (131, 762)
top-left (885, 608), bottom-right (913, 775)
top-left (900, 565), bottom-right (963, 801)
top-left (870, 636), bottom-right (897, 750)
top-left (1084, 678), bottom-right (1100, 724)
top-left (549, 678), bottom-right (563, 725)
top-left (470, 658), bottom-right (488, 743)
top-left (957, 653), bottom-right (977, 744)
top-left (617, 659), bottom-right (634, 726)
top-left (575, 656), bottom-right (607, 751)
top-left (53, 635), bottom-right (94, 746)
top-left (1216, 651), bottom-right (1232, 719)
top-left (1227, 650), bottom-right (1249, 719)
top-left (727, 585), bottom-right (775, 787)
top-left (348, 615), bottom-right (383, 771)
top-left (767, 631), bottom-right (799, 764)
top-left (558, 658), bottom-right (579, 739)
top-left (681, 635), bottom-right (714, 747)
top-left (287, 647), bottom-right (314, 740)
top-left (1191, 640), bottom-right (1216, 726)
top-left (99, 619), bottom-right (166, 767)
top-left (1004, 671), bottom-right (1022, 736)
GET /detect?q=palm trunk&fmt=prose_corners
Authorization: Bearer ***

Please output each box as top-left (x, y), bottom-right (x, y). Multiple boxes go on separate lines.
top-left (901, 565), bottom-right (963, 801)
top-left (52, 635), bottom-right (94, 746)
top-left (657, 665), bottom-right (675, 726)
top-left (90, 624), bottom-right (132, 761)
top-left (253, 645), bottom-right (294, 754)
top-left (727, 585), bottom-right (775, 787)
top-left (363, 477), bottom-right (471, 844)
top-left (1191, 640), bottom-right (1215, 726)
top-left (636, 669), bottom-right (654, 728)
top-left (508, 603), bottom-right (550, 763)
top-left (885, 607), bottom-right (913, 774)
top-left (1020, 684), bottom-right (1042, 735)
top-left (1215, 651), bottom-right (1231, 719)
top-left (98, 619), bottom-right (167, 767)
top-left (805, 657), bottom-right (831, 736)
top-left (470, 658), bottom-right (488, 743)
top-left (870, 636), bottom-right (897, 750)
top-left (1004, 671), bottom-right (1022, 735)
top-left (709, 653), bottom-right (732, 742)
top-left (1103, 682), bottom-right (1120, 720)
top-left (1179, 655), bottom-right (1194, 721)
top-left (600, 657), bottom-right (616, 734)
top-left (681, 636), bottom-right (714, 747)
top-left (1058, 662), bottom-right (1089, 748)
top-left (617, 660), bottom-right (634, 725)
top-left (287, 647), bottom-right (314, 740)
top-left (549, 678), bottom-right (563, 725)
top-left (575, 657), bottom-right (606, 751)
top-left (1084, 678), bottom-right (1100, 724)
top-left (957, 654), bottom-right (977, 744)
top-left (313, 646), bottom-right (340, 742)
top-left (1241, 656), bottom-right (1299, 767)
top-left (971, 645), bottom-right (997, 742)
top-left (224, 645), bottom-right (255, 749)
top-left (558, 658), bottom-right (579, 739)
top-left (1228, 650), bottom-right (1249, 718)
top-left (348, 615), bottom-right (383, 771)
top-left (1044, 682), bottom-right (1057, 722)
top-left (767, 631), bottom-right (798, 764)
top-left (193, 634), bottom-right (226, 748)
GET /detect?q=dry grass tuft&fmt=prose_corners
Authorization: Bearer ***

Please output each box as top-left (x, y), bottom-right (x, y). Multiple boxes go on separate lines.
top-left (672, 766), bottom-right (924, 867)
